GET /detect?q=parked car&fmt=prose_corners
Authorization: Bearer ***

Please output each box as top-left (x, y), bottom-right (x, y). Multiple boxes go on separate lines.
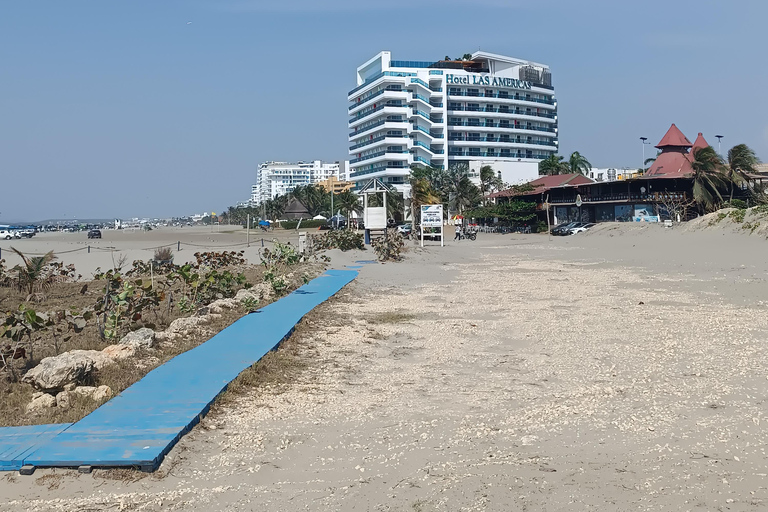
top-left (396, 223), bottom-right (412, 237)
top-left (87, 229), bottom-right (102, 239)
top-left (569, 223), bottom-right (595, 235)
top-left (0, 230), bottom-right (14, 240)
top-left (551, 222), bottom-right (579, 236)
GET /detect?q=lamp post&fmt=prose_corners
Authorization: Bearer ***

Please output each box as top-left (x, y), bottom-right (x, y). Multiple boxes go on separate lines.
top-left (640, 137), bottom-right (651, 172)
top-left (715, 135), bottom-right (724, 156)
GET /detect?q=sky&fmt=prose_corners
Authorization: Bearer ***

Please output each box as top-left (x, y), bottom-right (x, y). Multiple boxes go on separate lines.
top-left (2, 0), bottom-right (767, 222)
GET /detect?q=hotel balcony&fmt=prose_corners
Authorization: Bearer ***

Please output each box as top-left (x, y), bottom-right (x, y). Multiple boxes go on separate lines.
top-left (447, 105), bottom-right (557, 122)
top-left (349, 134), bottom-right (409, 151)
top-left (447, 120), bottom-right (557, 134)
top-left (348, 89), bottom-right (408, 115)
top-left (349, 118), bottom-right (409, 139)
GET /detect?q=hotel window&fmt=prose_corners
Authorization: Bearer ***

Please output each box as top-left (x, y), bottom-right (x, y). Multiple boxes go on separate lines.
top-left (485, 89), bottom-right (493, 98)
top-left (449, 87), bottom-right (461, 95)
top-left (498, 90), bottom-right (509, 99)
top-left (467, 88), bottom-right (479, 97)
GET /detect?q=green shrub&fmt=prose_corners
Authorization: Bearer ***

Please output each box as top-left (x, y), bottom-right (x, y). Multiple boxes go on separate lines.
top-left (279, 220), bottom-right (326, 230)
top-left (309, 230), bottom-right (365, 252)
top-left (724, 199), bottom-right (748, 210)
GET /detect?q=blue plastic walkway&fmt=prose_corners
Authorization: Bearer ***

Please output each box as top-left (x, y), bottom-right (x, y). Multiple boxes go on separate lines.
top-left (0, 269), bottom-right (356, 472)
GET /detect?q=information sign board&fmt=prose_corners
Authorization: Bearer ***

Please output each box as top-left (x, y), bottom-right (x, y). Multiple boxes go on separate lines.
top-left (420, 204), bottom-right (444, 247)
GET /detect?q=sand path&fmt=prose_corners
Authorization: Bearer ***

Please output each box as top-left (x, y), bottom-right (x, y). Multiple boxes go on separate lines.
top-left (3, 226), bottom-right (768, 510)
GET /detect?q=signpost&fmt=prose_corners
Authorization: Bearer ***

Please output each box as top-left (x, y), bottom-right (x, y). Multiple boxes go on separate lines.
top-left (420, 204), bottom-right (444, 248)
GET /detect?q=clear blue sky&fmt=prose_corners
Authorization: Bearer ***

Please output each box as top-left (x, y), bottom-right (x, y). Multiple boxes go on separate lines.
top-left (2, 0), bottom-right (766, 222)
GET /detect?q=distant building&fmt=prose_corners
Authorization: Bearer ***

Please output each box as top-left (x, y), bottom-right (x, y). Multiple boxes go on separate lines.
top-left (252, 160), bottom-right (341, 204)
top-left (348, 50), bottom-right (557, 195)
top-left (317, 175), bottom-right (354, 194)
top-left (589, 168), bottom-right (642, 182)
top-left (491, 124), bottom-right (744, 225)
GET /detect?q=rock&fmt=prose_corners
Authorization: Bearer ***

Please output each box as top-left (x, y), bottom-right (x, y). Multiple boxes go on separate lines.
top-left (55, 390), bottom-right (71, 409)
top-left (166, 316), bottom-right (212, 337)
top-left (26, 393), bottom-right (56, 412)
top-left (22, 350), bottom-right (112, 391)
top-left (102, 344), bottom-right (136, 360)
top-left (32, 391), bottom-right (45, 400)
top-left (72, 386), bottom-right (96, 398)
top-left (119, 328), bottom-right (156, 349)
top-left (93, 385), bottom-right (112, 401)
top-left (63, 382), bottom-right (77, 392)
top-left (237, 285), bottom-right (271, 302)
top-left (72, 385), bottom-right (112, 401)
top-left (208, 298), bottom-right (238, 314)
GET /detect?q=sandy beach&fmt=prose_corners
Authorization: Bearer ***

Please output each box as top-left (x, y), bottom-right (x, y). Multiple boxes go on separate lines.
top-left (2, 223), bottom-right (768, 511)
top-left (0, 225), bottom-right (305, 278)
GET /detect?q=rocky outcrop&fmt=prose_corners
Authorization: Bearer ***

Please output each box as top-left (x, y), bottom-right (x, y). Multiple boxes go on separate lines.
top-left (119, 328), bottom-right (156, 349)
top-left (26, 392), bottom-right (56, 412)
top-left (22, 350), bottom-right (111, 391)
top-left (102, 344), bottom-right (136, 360)
top-left (55, 390), bottom-right (71, 408)
top-left (72, 385), bottom-right (112, 402)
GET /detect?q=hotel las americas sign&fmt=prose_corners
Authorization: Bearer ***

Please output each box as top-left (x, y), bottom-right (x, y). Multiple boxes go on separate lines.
top-left (446, 73), bottom-right (533, 90)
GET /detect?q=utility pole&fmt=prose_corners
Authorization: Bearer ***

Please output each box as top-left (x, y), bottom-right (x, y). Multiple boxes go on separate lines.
top-left (715, 135), bottom-right (724, 156)
top-left (640, 137), bottom-right (650, 172)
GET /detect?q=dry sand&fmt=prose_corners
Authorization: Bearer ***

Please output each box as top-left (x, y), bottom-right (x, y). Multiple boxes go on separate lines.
top-left (0, 225), bottom-right (304, 277)
top-left (3, 223), bottom-right (768, 510)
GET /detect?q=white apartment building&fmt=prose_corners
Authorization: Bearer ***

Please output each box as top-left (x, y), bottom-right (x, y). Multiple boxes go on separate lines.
top-left (348, 51), bottom-right (557, 194)
top-left (251, 160), bottom-right (340, 204)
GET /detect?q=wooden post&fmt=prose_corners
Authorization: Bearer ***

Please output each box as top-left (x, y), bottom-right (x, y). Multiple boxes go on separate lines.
top-left (246, 214), bottom-right (250, 247)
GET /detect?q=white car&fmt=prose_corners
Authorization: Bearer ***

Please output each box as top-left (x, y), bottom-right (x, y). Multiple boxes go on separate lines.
top-left (0, 230), bottom-right (16, 240)
top-left (569, 223), bottom-right (595, 235)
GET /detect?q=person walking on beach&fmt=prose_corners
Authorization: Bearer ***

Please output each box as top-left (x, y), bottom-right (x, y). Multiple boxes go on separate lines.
top-left (454, 224), bottom-right (462, 241)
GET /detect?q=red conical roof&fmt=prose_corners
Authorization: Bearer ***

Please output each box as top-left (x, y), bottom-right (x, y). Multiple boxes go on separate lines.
top-left (690, 132), bottom-right (709, 156)
top-left (655, 123), bottom-right (692, 149)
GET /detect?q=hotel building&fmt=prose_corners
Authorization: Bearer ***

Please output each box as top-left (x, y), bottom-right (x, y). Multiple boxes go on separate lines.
top-left (251, 160), bottom-right (341, 204)
top-left (348, 51), bottom-right (558, 194)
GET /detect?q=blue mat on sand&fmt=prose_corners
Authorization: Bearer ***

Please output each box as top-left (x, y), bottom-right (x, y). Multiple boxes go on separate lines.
top-left (0, 269), bottom-right (356, 472)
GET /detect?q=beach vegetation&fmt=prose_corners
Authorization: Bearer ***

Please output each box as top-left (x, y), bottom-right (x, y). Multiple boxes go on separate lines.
top-left (9, 248), bottom-right (57, 297)
top-left (479, 165), bottom-right (505, 204)
top-left (372, 229), bottom-right (405, 262)
top-left (309, 230), bottom-right (365, 252)
top-left (539, 152), bottom-right (592, 176)
top-left (726, 144), bottom-right (759, 202)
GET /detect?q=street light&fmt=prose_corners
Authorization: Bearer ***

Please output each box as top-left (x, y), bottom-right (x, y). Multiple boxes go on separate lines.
top-left (640, 137), bottom-right (651, 172)
top-left (715, 134), bottom-right (724, 155)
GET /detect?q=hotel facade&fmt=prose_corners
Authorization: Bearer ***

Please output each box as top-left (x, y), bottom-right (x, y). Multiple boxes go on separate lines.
top-left (348, 51), bottom-right (558, 194)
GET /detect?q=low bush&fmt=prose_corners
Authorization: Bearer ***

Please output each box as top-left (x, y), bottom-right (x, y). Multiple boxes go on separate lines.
top-left (309, 230), bottom-right (365, 252)
top-left (153, 247), bottom-right (174, 262)
top-left (723, 199), bottom-right (748, 210)
top-left (279, 219), bottom-right (326, 230)
top-left (372, 230), bottom-right (404, 262)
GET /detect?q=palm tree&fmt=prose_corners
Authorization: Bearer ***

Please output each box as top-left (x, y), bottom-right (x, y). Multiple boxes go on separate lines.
top-left (726, 144), bottom-right (759, 201)
top-left (568, 151), bottom-right (592, 175)
top-left (291, 185), bottom-right (329, 217)
top-left (538, 154), bottom-right (568, 175)
top-left (690, 146), bottom-right (728, 211)
top-left (480, 165), bottom-right (504, 204)
top-left (335, 189), bottom-right (361, 227)
top-left (452, 174), bottom-right (481, 214)
top-left (10, 247), bottom-right (56, 296)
